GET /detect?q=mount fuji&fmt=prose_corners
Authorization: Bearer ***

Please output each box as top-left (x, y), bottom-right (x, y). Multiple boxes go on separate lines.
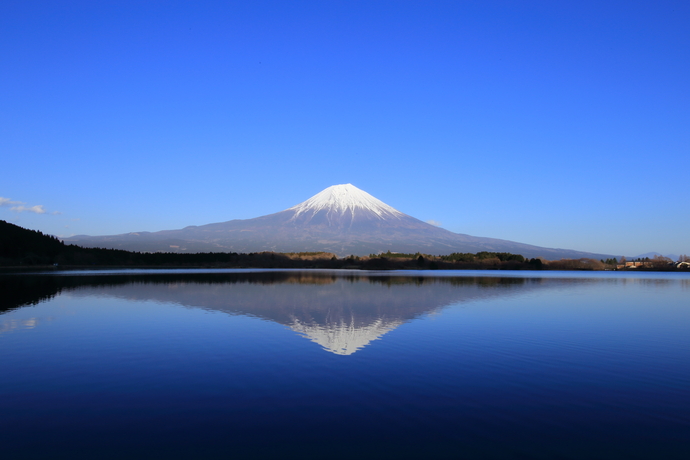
top-left (66, 184), bottom-right (611, 259)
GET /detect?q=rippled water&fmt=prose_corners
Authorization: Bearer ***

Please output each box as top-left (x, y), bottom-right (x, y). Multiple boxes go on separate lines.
top-left (1, 269), bottom-right (689, 459)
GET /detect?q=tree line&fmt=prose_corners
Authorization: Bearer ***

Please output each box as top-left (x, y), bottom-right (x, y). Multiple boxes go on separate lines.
top-left (1, 220), bottom-right (687, 271)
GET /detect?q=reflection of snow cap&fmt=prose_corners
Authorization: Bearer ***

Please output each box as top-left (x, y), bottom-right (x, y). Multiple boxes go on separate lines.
top-left (290, 316), bottom-right (404, 355)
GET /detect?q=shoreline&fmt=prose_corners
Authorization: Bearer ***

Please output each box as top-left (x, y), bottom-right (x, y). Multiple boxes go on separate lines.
top-left (1, 264), bottom-right (687, 274)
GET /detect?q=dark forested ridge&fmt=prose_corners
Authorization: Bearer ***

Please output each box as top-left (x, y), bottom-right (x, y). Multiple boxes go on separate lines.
top-left (0, 220), bottom-right (533, 269)
top-left (0, 219), bottom-right (66, 263)
top-left (1, 220), bottom-right (685, 271)
top-left (0, 220), bottom-right (315, 268)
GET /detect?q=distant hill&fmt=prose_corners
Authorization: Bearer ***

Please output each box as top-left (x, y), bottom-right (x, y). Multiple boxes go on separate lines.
top-left (634, 252), bottom-right (679, 261)
top-left (65, 184), bottom-right (616, 260)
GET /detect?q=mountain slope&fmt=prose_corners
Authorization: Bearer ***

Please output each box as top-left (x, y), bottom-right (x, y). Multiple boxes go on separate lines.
top-left (65, 184), bottom-right (614, 259)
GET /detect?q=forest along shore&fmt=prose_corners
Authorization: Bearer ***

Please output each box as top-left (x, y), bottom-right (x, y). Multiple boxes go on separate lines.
top-left (1, 220), bottom-right (687, 271)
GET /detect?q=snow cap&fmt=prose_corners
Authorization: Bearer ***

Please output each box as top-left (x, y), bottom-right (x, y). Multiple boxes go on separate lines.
top-left (288, 184), bottom-right (403, 219)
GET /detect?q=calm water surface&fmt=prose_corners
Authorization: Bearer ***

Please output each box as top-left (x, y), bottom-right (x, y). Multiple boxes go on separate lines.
top-left (1, 269), bottom-right (689, 459)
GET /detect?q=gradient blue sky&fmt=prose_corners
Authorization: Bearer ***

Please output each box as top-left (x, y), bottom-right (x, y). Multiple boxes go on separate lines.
top-left (2, 1), bottom-right (688, 257)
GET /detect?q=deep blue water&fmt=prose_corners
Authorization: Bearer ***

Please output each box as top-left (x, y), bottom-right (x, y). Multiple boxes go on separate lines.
top-left (1, 269), bottom-right (689, 459)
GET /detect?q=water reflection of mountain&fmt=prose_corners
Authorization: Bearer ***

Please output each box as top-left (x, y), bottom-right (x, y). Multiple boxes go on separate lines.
top-left (0, 271), bottom-right (585, 354)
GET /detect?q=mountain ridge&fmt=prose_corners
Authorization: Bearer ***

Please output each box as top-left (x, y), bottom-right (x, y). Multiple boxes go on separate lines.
top-left (65, 184), bottom-right (617, 260)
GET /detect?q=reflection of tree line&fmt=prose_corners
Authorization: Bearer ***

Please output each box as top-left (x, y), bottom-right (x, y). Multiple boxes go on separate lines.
top-left (3, 271), bottom-right (686, 357)
top-left (369, 275), bottom-right (531, 288)
top-left (0, 271), bottom-right (535, 315)
top-left (3, 271), bottom-right (685, 318)
top-left (0, 275), bottom-right (64, 314)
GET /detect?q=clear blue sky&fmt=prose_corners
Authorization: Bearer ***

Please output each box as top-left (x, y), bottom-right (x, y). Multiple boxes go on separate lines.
top-left (2, 1), bottom-right (688, 257)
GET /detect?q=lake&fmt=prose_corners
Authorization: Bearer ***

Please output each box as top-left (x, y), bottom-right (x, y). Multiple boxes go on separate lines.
top-left (1, 269), bottom-right (689, 459)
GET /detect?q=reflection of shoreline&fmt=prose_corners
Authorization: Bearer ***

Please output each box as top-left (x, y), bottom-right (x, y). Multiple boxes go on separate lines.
top-left (0, 271), bottom-right (534, 314)
top-left (3, 270), bottom-right (675, 354)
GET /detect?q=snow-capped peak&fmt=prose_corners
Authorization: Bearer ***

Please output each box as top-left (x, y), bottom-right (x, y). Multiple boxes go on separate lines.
top-left (288, 184), bottom-right (404, 220)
